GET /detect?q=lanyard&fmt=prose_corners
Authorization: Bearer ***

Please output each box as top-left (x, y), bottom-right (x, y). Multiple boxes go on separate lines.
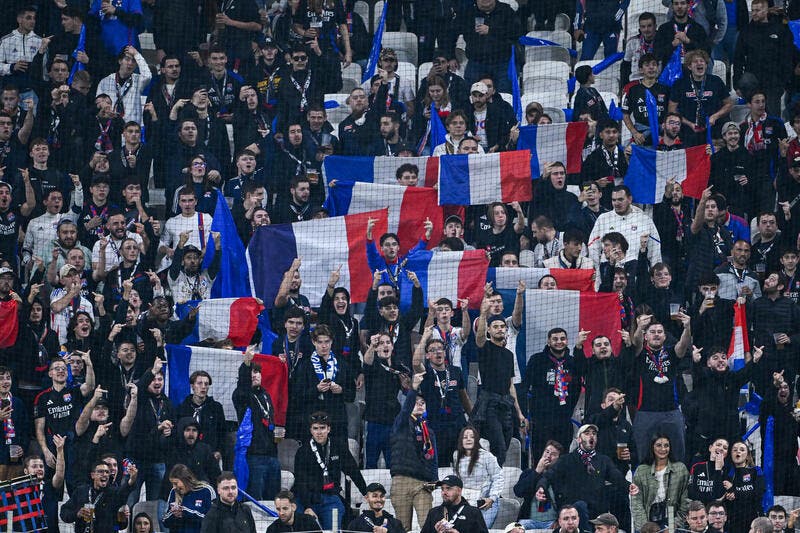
top-left (690, 75), bottom-right (706, 124)
top-left (602, 146), bottom-right (620, 177)
top-left (432, 366), bottom-right (451, 403)
top-left (444, 505), bottom-right (465, 524)
top-left (290, 71), bottom-right (312, 112)
top-left (115, 75), bottom-right (134, 117)
top-left (150, 397), bottom-right (163, 422)
top-left (197, 212), bottom-right (206, 249)
top-left (310, 439), bottom-right (330, 476)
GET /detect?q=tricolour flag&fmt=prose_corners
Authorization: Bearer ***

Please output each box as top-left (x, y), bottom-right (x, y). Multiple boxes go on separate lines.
top-left (203, 191), bottom-right (251, 298)
top-left (398, 250), bottom-right (489, 311)
top-left (517, 122), bottom-right (588, 176)
top-left (524, 289), bottom-right (622, 357)
top-left (488, 267), bottom-right (595, 292)
top-left (624, 144), bottom-right (710, 204)
top-left (247, 209), bottom-right (389, 308)
top-left (324, 182), bottom-right (442, 255)
top-left (175, 297), bottom-right (263, 347)
top-left (438, 151), bottom-right (532, 206)
top-left (165, 345), bottom-right (288, 424)
top-left (323, 155), bottom-right (440, 187)
top-left (727, 301), bottom-right (750, 371)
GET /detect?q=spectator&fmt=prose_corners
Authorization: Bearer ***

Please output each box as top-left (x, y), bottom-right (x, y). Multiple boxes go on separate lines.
top-left (201, 472), bottom-right (257, 533)
top-left (622, 13), bottom-right (658, 85)
top-left (96, 47), bottom-right (152, 127)
top-left (163, 463), bottom-right (216, 533)
top-left (724, 442), bottom-right (764, 533)
top-left (60, 458), bottom-right (138, 532)
top-left (622, 53), bottom-right (669, 144)
top-left (514, 441), bottom-right (564, 529)
top-left (269, 489), bottom-right (323, 533)
top-left (574, 0), bottom-right (630, 60)
top-left (420, 475), bottom-right (489, 533)
top-left (347, 482), bottom-right (404, 533)
top-left (654, 0), bottom-right (709, 65)
top-left (362, 332), bottom-right (404, 468)
top-left (453, 425), bottom-right (504, 528)
top-left (631, 433), bottom-right (690, 530)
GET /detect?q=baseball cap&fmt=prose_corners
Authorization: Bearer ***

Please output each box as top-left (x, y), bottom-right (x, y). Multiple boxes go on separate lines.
top-left (260, 36), bottom-right (278, 49)
top-left (94, 397), bottom-right (110, 408)
top-left (504, 523), bottom-right (525, 533)
top-left (0, 267), bottom-right (14, 277)
top-left (445, 214), bottom-right (464, 226)
top-left (0, 181), bottom-right (12, 193)
top-left (590, 513), bottom-right (619, 527)
top-left (436, 475), bottom-right (463, 488)
top-left (721, 121), bottom-right (739, 135)
top-left (59, 264), bottom-right (78, 278)
top-left (182, 244), bottom-right (202, 256)
top-left (365, 483), bottom-right (387, 494)
top-left (577, 423), bottom-right (599, 436)
top-left (470, 82), bottom-right (489, 95)
top-left (486, 314), bottom-right (506, 326)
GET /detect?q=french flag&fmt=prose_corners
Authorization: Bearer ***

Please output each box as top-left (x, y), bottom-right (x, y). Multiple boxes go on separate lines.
top-left (625, 145), bottom-right (711, 204)
top-left (524, 289), bottom-right (622, 356)
top-left (727, 301), bottom-right (750, 371)
top-left (323, 155), bottom-right (440, 187)
top-left (517, 122), bottom-right (588, 176)
top-left (398, 250), bottom-right (489, 311)
top-left (247, 209), bottom-right (388, 308)
top-left (488, 267), bottom-right (595, 292)
top-left (175, 297), bottom-right (264, 347)
top-left (438, 151), bottom-right (532, 206)
top-left (324, 182), bottom-right (443, 255)
top-left (165, 345), bottom-right (288, 424)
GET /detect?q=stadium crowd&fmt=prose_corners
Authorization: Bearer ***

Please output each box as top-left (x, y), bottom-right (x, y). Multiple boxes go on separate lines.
top-left (0, 0), bottom-right (799, 531)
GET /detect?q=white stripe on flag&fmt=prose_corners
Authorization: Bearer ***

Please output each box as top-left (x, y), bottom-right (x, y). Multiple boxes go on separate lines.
top-left (468, 153), bottom-right (501, 204)
top-left (197, 298), bottom-right (237, 341)
top-left (729, 325), bottom-right (746, 370)
top-left (373, 156), bottom-right (433, 186)
top-left (185, 346), bottom-right (242, 420)
top-left (352, 182), bottom-right (404, 234)
top-left (655, 149), bottom-right (687, 198)
top-left (494, 268), bottom-right (551, 291)
top-left (535, 124), bottom-right (569, 175)
top-left (525, 289), bottom-right (580, 356)
top-left (428, 251), bottom-right (464, 303)
top-left (294, 217), bottom-right (352, 305)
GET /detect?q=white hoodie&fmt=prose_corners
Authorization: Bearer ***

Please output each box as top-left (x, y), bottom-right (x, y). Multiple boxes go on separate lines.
top-left (587, 205), bottom-right (662, 267)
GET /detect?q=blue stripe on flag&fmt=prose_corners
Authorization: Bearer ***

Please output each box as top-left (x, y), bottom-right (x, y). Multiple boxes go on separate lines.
top-left (516, 125), bottom-right (540, 177)
top-left (175, 300), bottom-right (202, 344)
top-left (399, 250), bottom-right (434, 312)
top-left (363, 1), bottom-right (388, 82)
top-left (203, 192), bottom-right (251, 298)
top-left (645, 89), bottom-right (660, 149)
top-left (438, 155), bottom-right (472, 205)
top-left (323, 156), bottom-right (377, 184)
top-left (625, 146), bottom-right (658, 203)
top-left (324, 181), bottom-right (355, 216)
top-left (166, 344), bottom-right (192, 405)
top-left (247, 224), bottom-right (299, 308)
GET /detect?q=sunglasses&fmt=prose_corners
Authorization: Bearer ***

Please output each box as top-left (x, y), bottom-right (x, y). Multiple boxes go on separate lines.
top-left (292, 56), bottom-right (308, 61)
top-left (310, 414), bottom-right (329, 422)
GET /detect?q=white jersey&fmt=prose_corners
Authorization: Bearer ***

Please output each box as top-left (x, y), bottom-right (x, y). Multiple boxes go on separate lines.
top-left (159, 212), bottom-right (214, 271)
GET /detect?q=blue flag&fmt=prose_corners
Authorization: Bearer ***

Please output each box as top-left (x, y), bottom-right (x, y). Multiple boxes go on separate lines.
top-left (705, 115), bottom-right (715, 154)
top-left (508, 46), bottom-right (522, 123)
top-left (591, 52), bottom-right (624, 75)
top-left (659, 47), bottom-right (683, 87)
top-left (234, 408), bottom-right (253, 492)
top-left (518, 36), bottom-right (578, 57)
top-left (363, 1), bottom-right (388, 82)
top-left (790, 20), bottom-right (800, 50)
top-left (762, 415), bottom-right (775, 511)
top-left (608, 99), bottom-right (623, 121)
top-left (202, 192), bottom-right (251, 298)
top-left (645, 89), bottom-right (660, 148)
top-left (430, 102), bottom-right (447, 148)
top-left (68, 24), bottom-right (86, 85)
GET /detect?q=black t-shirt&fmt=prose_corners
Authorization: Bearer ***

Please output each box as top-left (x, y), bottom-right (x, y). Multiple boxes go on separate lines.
top-left (635, 346), bottom-right (680, 412)
top-left (0, 208), bottom-right (19, 262)
top-left (294, 2), bottom-right (346, 52)
top-left (419, 363), bottom-right (466, 424)
top-left (33, 384), bottom-right (84, 442)
top-left (363, 358), bottom-right (402, 424)
top-left (622, 81), bottom-right (669, 127)
top-left (669, 74), bottom-right (728, 126)
top-left (478, 341), bottom-right (514, 395)
top-left (474, 223), bottom-right (520, 266)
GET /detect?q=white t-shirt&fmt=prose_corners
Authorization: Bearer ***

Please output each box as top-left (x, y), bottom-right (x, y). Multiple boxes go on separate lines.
top-left (159, 212), bottom-right (214, 270)
top-left (473, 109), bottom-right (488, 149)
top-left (91, 232), bottom-right (144, 273)
top-left (49, 288), bottom-right (94, 344)
top-left (431, 326), bottom-right (467, 370)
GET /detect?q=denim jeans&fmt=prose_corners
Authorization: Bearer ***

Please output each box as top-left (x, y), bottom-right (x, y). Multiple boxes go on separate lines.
top-left (297, 493), bottom-right (346, 530)
top-left (580, 31), bottom-right (620, 60)
top-left (127, 461), bottom-right (166, 508)
top-left (246, 454), bottom-right (282, 500)
top-left (481, 498), bottom-right (500, 528)
top-left (365, 422), bottom-right (392, 468)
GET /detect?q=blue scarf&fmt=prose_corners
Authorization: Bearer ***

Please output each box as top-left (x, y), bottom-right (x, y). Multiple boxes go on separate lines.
top-left (311, 352), bottom-right (338, 382)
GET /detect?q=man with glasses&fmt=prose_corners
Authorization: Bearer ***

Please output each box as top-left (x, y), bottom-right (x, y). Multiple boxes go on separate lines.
top-left (277, 45), bottom-right (323, 133)
top-left (61, 459), bottom-right (138, 532)
top-left (707, 501), bottom-right (728, 533)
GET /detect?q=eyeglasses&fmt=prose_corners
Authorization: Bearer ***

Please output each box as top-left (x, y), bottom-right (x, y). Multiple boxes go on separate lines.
top-left (292, 56), bottom-right (308, 62)
top-left (192, 161), bottom-right (206, 167)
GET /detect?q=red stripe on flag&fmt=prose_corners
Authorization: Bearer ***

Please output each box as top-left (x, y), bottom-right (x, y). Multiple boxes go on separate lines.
top-left (456, 250), bottom-right (491, 308)
top-left (550, 269), bottom-right (595, 291)
top-left (578, 292), bottom-right (623, 353)
top-left (227, 298), bottom-right (264, 347)
top-left (424, 157), bottom-right (440, 188)
top-left (344, 209), bottom-right (389, 303)
top-left (499, 151), bottom-right (533, 203)
top-left (398, 188), bottom-right (443, 253)
top-left (565, 122), bottom-right (589, 174)
top-left (681, 145), bottom-right (711, 199)
top-left (253, 353), bottom-right (289, 426)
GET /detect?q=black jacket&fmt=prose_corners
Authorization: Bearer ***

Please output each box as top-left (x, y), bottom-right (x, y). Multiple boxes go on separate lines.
top-left (733, 20), bottom-right (793, 87)
top-left (587, 405), bottom-right (637, 474)
top-left (538, 449), bottom-right (630, 515)
top-left (390, 390), bottom-right (438, 481)
top-left (654, 18), bottom-right (709, 64)
top-left (529, 180), bottom-right (580, 231)
top-left (456, 2), bottom-right (521, 64)
top-left (200, 498), bottom-right (257, 533)
top-left (292, 437), bottom-right (366, 506)
top-left (523, 347), bottom-right (582, 422)
top-left (574, 347), bottom-right (634, 418)
top-left (60, 482), bottom-right (134, 533)
top-left (514, 468), bottom-right (544, 519)
top-left (364, 284), bottom-right (424, 370)
top-left (126, 370), bottom-right (176, 463)
top-left (420, 499), bottom-right (488, 533)
top-left (348, 510), bottom-right (405, 533)
top-left (177, 395), bottom-right (227, 456)
top-left (709, 146), bottom-right (758, 219)
top-left (267, 512), bottom-right (323, 533)
top-left (160, 417), bottom-right (222, 499)
top-left (232, 363), bottom-right (278, 457)
top-left (466, 100), bottom-right (514, 152)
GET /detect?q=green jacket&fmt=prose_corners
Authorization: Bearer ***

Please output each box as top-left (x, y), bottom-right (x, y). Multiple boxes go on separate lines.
top-left (631, 460), bottom-right (691, 531)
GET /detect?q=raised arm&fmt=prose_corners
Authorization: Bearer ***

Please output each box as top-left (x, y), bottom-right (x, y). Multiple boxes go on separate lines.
top-left (78, 351), bottom-right (96, 397)
top-left (511, 281), bottom-right (525, 329)
top-left (119, 384), bottom-right (138, 437)
top-left (274, 257), bottom-right (301, 308)
top-left (674, 312), bottom-right (692, 358)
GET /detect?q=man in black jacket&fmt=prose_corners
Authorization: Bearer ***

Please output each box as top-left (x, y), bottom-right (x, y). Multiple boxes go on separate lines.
top-left (710, 122), bottom-right (757, 219)
top-left (348, 483), bottom-right (405, 533)
top-left (466, 81), bottom-right (514, 153)
top-left (514, 441), bottom-right (564, 527)
top-left (160, 417), bottom-right (222, 500)
top-left (60, 458), bottom-right (137, 532)
top-left (177, 370), bottom-right (227, 464)
top-left (233, 346), bottom-right (280, 501)
top-left (421, 475), bottom-right (488, 533)
top-left (292, 411), bottom-right (366, 530)
top-left (268, 490), bottom-right (323, 533)
top-left (201, 472), bottom-right (257, 533)
top-left (537, 424), bottom-right (638, 532)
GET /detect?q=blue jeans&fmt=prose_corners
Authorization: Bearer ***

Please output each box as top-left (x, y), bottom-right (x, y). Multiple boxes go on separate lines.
top-left (464, 60), bottom-right (512, 93)
top-left (127, 461), bottom-right (166, 508)
top-left (247, 454), bottom-right (282, 500)
top-left (481, 498), bottom-right (500, 528)
top-left (365, 422), bottom-right (392, 468)
top-left (297, 493), bottom-right (345, 530)
top-left (520, 519), bottom-right (556, 529)
top-left (580, 31), bottom-right (619, 60)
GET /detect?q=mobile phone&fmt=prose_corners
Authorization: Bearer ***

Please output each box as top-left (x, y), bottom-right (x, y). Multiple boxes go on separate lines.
top-left (0, 399), bottom-right (9, 409)
top-left (476, 499), bottom-right (486, 508)
top-left (322, 378), bottom-right (331, 383)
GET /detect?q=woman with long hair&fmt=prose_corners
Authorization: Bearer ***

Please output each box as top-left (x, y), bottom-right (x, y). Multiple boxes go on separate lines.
top-left (162, 464), bottom-right (216, 533)
top-left (475, 202), bottom-right (525, 266)
top-left (724, 441), bottom-right (764, 533)
top-left (631, 433), bottom-right (690, 531)
top-left (453, 425), bottom-right (504, 528)
top-left (413, 75), bottom-right (452, 154)
top-left (688, 436), bottom-right (730, 503)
